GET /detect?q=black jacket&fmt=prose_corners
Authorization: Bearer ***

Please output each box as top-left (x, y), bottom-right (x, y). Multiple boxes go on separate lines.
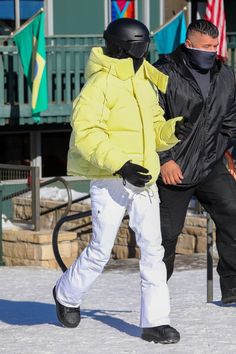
top-left (154, 44), bottom-right (236, 187)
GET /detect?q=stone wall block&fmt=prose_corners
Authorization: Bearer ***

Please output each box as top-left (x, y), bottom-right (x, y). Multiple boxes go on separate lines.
top-left (196, 236), bottom-right (207, 253)
top-left (182, 225), bottom-right (207, 238)
top-left (185, 215), bottom-right (207, 228)
top-left (176, 234), bottom-right (196, 255)
top-left (112, 245), bottom-right (129, 259)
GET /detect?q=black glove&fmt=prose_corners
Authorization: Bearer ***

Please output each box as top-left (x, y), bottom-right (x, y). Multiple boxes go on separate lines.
top-left (115, 161), bottom-right (152, 187)
top-left (175, 118), bottom-right (193, 140)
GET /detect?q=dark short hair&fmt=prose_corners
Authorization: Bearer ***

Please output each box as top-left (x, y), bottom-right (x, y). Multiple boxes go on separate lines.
top-left (186, 19), bottom-right (219, 39)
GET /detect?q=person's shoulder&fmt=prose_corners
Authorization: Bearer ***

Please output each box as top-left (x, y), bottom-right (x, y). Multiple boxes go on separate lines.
top-left (222, 62), bottom-right (234, 74)
top-left (84, 71), bottom-right (109, 91)
top-left (153, 56), bottom-right (171, 78)
top-left (218, 60), bottom-right (235, 79)
top-left (153, 45), bottom-right (184, 73)
top-left (153, 55), bottom-right (170, 70)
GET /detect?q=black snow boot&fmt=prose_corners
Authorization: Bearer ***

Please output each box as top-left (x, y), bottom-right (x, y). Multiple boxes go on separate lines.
top-left (220, 276), bottom-right (236, 304)
top-left (53, 287), bottom-right (81, 328)
top-left (221, 288), bottom-right (236, 304)
top-left (141, 325), bottom-right (180, 344)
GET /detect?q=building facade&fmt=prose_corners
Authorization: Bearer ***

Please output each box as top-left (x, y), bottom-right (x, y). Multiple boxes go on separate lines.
top-left (0, 0), bottom-right (235, 177)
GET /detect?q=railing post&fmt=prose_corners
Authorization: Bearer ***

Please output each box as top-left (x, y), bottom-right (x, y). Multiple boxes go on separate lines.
top-left (31, 166), bottom-right (40, 231)
top-left (207, 213), bottom-right (214, 302)
top-left (0, 183), bottom-right (5, 265)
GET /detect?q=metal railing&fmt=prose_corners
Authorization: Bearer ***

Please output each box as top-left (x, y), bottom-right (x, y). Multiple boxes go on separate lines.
top-left (52, 210), bottom-right (92, 272)
top-left (33, 176), bottom-right (73, 222)
top-left (0, 35), bottom-right (109, 125)
top-left (0, 163), bottom-right (39, 265)
top-left (226, 32), bottom-right (236, 70)
top-left (0, 163), bottom-right (40, 229)
top-left (0, 33), bottom-right (235, 126)
top-left (0, 164), bottom-right (73, 231)
top-left (0, 163), bottom-right (80, 265)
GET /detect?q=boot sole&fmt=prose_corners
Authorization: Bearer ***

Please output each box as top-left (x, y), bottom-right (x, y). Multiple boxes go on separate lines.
top-left (141, 334), bottom-right (180, 344)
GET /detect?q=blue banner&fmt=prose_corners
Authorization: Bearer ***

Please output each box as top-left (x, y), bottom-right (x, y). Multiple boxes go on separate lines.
top-left (154, 11), bottom-right (187, 55)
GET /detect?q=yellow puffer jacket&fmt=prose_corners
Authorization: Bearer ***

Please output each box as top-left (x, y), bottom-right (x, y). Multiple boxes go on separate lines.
top-left (67, 47), bottom-right (182, 185)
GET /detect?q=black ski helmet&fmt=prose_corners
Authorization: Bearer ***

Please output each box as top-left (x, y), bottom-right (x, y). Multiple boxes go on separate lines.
top-left (103, 18), bottom-right (150, 59)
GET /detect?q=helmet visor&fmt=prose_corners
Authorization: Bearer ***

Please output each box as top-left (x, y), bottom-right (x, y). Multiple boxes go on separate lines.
top-left (104, 31), bottom-right (149, 59)
top-left (126, 41), bottom-right (150, 59)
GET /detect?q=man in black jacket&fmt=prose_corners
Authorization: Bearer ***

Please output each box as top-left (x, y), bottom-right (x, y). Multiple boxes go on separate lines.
top-left (154, 19), bottom-right (236, 304)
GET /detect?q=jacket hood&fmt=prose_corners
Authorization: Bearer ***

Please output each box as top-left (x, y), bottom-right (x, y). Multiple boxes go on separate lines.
top-left (85, 47), bottom-right (168, 93)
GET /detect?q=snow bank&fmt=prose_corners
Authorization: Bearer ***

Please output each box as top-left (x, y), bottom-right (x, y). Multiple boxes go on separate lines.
top-left (22, 186), bottom-right (91, 204)
top-left (39, 186), bottom-right (90, 204)
top-left (1, 214), bottom-right (20, 230)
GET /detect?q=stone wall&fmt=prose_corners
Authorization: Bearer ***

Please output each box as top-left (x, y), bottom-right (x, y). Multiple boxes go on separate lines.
top-left (2, 197), bottom-right (215, 269)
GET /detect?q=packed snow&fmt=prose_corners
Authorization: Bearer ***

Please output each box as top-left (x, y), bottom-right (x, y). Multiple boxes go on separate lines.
top-left (1, 214), bottom-right (20, 230)
top-left (39, 186), bottom-right (90, 204)
top-left (1, 187), bottom-right (235, 352)
top-left (0, 261), bottom-right (236, 354)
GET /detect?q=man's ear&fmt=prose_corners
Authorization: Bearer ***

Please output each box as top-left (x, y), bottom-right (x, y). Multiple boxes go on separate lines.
top-left (185, 39), bottom-right (191, 48)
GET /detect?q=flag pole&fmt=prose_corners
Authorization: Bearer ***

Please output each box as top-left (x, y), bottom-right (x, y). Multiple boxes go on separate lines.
top-left (0, 7), bottom-right (44, 44)
top-left (10, 8), bottom-right (44, 37)
top-left (151, 6), bottom-right (187, 35)
top-left (15, 0), bottom-right (20, 29)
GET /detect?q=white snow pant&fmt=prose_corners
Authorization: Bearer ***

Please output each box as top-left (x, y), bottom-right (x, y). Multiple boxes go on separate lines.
top-left (56, 179), bottom-right (170, 328)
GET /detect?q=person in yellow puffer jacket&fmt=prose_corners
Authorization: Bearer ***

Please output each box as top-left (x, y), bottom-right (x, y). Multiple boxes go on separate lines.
top-left (53, 18), bottom-right (191, 344)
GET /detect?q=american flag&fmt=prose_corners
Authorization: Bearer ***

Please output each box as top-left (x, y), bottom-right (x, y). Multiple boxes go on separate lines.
top-left (204, 0), bottom-right (227, 61)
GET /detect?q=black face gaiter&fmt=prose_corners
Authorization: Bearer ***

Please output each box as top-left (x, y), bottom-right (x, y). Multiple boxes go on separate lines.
top-left (133, 58), bottom-right (144, 72)
top-left (185, 46), bottom-right (217, 70)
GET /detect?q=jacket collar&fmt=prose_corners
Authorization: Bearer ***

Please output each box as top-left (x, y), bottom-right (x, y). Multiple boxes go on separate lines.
top-left (144, 60), bottom-right (168, 93)
top-left (85, 47), bottom-right (169, 93)
top-left (85, 47), bottom-right (135, 81)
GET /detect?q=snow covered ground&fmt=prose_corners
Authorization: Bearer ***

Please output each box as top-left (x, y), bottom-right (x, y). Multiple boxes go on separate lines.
top-left (1, 186), bottom-right (233, 352)
top-left (0, 260), bottom-right (236, 354)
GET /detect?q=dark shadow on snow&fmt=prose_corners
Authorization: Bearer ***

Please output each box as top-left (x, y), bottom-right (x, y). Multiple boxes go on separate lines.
top-left (0, 299), bottom-right (57, 325)
top-left (211, 300), bottom-right (236, 308)
top-left (0, 299), bottom-right (140, 337)
top-left (82, 309), bottom-right (140, 338)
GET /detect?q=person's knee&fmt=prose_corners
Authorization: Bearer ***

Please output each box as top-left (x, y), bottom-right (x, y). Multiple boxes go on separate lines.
top-left (221, 199), bottom-right (236, 216)
top-left (160, 214), bottom-right (184, 244)
top-left (87, 241), bottom-right (111, 265)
